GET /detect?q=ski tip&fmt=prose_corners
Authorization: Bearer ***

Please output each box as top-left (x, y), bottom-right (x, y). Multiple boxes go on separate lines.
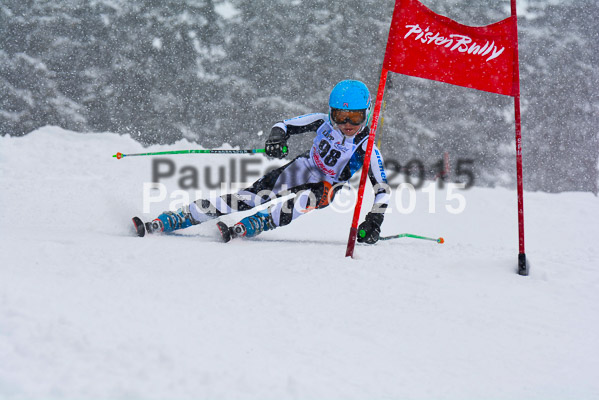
top-left (132, 217), bottom-right (145, 237)
top-left (437, 237), bottom-right (444, 244)
top-left (216, 221), bottom-right (231, 243)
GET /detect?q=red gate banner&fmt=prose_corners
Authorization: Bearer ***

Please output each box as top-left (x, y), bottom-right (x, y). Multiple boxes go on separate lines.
top-left (384, 0), bottom-right (518, 96)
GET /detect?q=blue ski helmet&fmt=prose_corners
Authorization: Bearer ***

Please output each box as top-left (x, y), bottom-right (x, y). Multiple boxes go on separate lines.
top-left (329, 80), bottom-right (372, 129)
top-left (329, 80), bottom-right (371, 111)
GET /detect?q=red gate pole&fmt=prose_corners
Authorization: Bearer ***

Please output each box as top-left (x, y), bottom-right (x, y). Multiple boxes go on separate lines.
top-left (345, 68), bottom-right (389, 258)
top-left (511, 0), bottom-right (529, 275)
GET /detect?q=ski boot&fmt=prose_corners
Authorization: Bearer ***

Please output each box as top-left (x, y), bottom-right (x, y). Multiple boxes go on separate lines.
top-left (217, 210), bottom-right (275, 243)
top-left (136, 206), bottom-right (197, 236)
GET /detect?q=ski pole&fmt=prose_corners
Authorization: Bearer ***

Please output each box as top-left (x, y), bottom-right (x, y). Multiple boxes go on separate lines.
top-left (377, 232), bottom-right (445, 244)
top-left (112, 148), bottom-right (275, 159)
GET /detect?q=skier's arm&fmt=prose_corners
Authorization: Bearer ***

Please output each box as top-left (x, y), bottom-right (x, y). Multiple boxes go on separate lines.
top-left (265, 113), bottom-right (327, 159)
top-left (368, 146), bottom-right (391, 212)
top-left (273, 113), bottom-right (328, 137)
top-left (358, 146), bottom-right (391, 244)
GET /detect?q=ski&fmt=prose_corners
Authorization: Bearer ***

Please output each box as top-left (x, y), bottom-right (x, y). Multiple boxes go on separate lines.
top-left (217, 221), bottom-right (232, 243)
top-left (132, 217), bottom-right (146, 237)
top-left (131, 216), bottom-right (164, 236)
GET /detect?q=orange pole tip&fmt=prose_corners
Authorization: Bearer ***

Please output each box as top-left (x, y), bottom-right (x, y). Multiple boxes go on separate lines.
top-left (438, 237), bottom-right (445, 244)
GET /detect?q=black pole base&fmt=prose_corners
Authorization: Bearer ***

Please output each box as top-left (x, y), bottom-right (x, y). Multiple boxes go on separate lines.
top-left (518, 253), bottom-right (530, 276)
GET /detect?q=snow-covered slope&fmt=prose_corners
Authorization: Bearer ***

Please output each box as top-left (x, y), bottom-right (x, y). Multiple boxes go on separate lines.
top-left (1, 127), bottom-right (598, 399)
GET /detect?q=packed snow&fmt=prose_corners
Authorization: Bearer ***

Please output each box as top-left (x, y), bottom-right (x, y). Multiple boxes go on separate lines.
top-left (1, 127), bottom-right (598, 399)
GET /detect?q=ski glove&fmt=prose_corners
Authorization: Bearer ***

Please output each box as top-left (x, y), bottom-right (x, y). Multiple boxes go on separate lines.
top-left (265, 127), bottom-right (289, 159)
top-left (357, 211), bottom-right (384, 244)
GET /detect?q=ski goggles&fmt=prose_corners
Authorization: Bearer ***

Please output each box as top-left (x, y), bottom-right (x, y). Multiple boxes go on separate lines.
top-left (330, 108), bottom-right (367, 126)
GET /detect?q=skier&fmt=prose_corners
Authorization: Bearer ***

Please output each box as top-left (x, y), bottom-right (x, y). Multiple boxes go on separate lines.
top-left (133, 80), bottom-right (390, 243)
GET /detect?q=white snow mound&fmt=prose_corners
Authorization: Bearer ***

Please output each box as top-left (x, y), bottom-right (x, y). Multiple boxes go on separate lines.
top-left (0, 127), bottom-right (598, 399)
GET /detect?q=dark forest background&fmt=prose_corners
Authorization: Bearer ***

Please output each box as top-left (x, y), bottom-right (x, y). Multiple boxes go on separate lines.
top-left (1, 0), bottom-right (597, 192)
